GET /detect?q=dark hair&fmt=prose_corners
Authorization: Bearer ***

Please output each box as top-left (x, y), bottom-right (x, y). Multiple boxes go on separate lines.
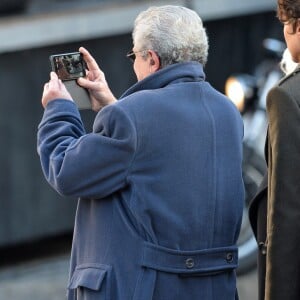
top-left (277, 0), bottom-right (300, 33)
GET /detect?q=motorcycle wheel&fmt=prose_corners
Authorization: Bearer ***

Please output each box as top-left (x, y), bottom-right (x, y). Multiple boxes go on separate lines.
top-left (237, 149), bottom-right (266, 274)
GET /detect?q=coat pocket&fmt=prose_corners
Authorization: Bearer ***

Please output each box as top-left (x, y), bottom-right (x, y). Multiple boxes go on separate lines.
top-left (68, 263), bottom-right (111, 300)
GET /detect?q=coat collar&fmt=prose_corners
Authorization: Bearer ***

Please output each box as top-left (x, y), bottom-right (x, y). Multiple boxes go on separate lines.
top-left (120, 61), bottom-right (205, 99)
top-left (277, 65), bottom-right (300, 86)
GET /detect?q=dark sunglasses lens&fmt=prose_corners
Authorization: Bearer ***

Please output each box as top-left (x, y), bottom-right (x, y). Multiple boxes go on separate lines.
top-left (127, 51), bottom-right (136, 62)
top-left (129, 53), bottom-right (136, 62)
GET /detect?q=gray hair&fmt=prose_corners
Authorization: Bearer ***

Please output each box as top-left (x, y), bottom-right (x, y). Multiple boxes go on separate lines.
top-left (132, 5), bottom-right (209, 68)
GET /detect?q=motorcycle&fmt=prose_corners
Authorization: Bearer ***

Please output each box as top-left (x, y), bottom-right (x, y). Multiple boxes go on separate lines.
top-left (224, 38), bottom-right (295, 274)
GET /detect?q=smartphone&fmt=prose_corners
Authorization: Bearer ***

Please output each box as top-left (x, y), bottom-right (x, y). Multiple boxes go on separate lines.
top-left (49, 52), bottom-right (91, 110)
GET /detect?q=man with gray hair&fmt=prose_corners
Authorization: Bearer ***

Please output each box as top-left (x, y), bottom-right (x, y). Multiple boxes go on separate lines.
top-left (38, 5), bottom-right (244, 300)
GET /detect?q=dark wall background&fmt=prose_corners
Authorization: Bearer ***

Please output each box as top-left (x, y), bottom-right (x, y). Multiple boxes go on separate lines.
top-left (205, 11), bottom-right (283, 91)
top-left (0, 10), bottom-right (283, 248)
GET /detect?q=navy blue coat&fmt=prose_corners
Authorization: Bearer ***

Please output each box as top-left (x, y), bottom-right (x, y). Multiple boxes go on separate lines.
top-left (38, 62), bottom-right (244, 300)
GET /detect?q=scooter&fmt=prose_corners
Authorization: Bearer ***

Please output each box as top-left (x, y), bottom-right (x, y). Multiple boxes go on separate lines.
top-left (224, 38), bottom-right (291, 274)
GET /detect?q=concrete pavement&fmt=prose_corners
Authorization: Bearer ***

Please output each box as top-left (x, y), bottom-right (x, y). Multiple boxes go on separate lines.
top-left (0, 254), bottom-right (69, 300)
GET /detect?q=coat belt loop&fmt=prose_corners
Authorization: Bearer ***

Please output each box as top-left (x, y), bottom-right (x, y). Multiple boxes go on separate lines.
top-left (140, 242), bottom-right (238, 276)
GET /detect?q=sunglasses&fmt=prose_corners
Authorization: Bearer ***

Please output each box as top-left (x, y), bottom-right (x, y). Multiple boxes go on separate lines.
top-left (126, 50), bottom-right (146, 63)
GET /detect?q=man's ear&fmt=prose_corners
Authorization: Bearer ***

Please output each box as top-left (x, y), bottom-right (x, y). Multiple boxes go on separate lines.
top-left (297, 19), bottom-right (300, 34)
top-left (148, 50), bottom-right (160, 71)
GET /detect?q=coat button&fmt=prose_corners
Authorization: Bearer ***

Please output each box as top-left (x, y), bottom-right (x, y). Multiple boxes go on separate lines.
top-left (259, 242), bottom-right (267, 255)
top-left (226, 252), bottom-right (234, 263)
top-left (185, 258), bottom-right (195, 269)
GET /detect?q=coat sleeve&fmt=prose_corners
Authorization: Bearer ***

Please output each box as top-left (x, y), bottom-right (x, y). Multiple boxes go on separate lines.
top-left (265, 86), bottom-right (300, 300)
top-left (37, 99), bottom-right (137, 199)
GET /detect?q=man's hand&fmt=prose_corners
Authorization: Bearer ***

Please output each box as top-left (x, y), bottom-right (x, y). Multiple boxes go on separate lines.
top-left (77, 47), bottom-right (117, 112)
top-left (42, 72), bottom-right (73, 109)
